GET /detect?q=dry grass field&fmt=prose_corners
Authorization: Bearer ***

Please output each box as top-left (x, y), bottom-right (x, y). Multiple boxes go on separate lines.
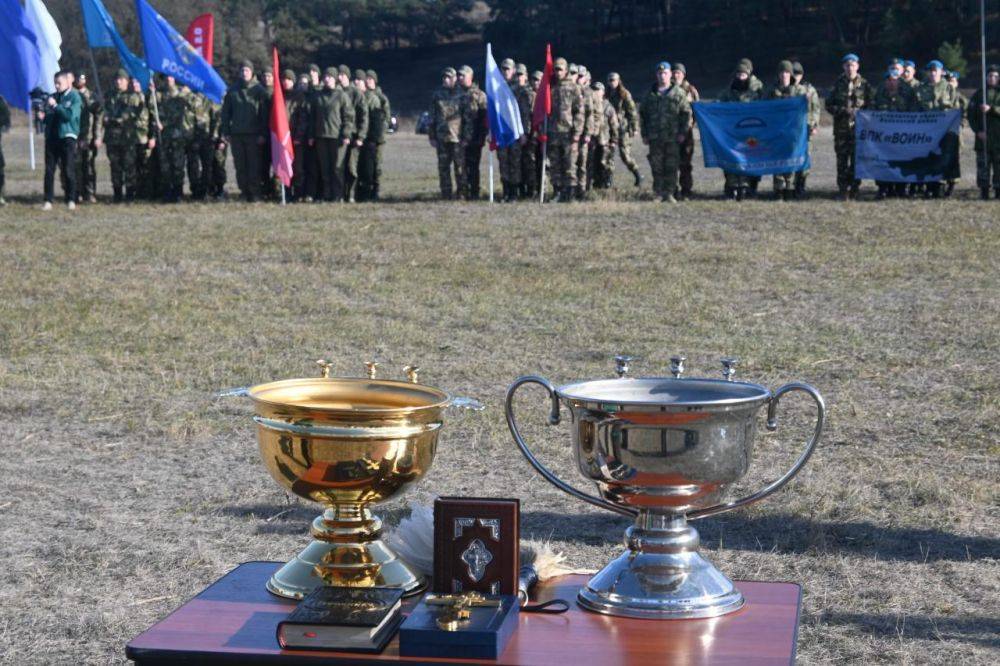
top-left (0, 122), bottom-right (997, 665)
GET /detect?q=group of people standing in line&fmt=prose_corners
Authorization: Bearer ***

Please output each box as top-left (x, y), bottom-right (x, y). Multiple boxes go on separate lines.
top-left (0, 60), bottom-right (392, 209)
top-left (426, 54), bottom-right (1000, 203)
top-left (2, 52), bottom-right (999, 208)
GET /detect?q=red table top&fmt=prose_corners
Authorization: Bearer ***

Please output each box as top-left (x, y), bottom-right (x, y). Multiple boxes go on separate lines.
top-left (126, 561), bottom-right (800, 665)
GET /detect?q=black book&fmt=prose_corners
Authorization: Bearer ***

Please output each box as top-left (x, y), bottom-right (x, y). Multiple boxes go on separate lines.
top-left (276, 586), bottom-right (404, 652)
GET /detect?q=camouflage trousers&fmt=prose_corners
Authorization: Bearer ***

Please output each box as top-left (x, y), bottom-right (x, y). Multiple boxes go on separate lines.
top-left (834, 131), bottom-right (858, 192)
top-left (357, 141), bottom-right (383, 201)
top-left (75, 141), bottom-right (98, 200)
top-left (498, 143), bottom-right (522, 185)
top-left (435, 142), bottom-right (461, 197)
top-left (976, 148), bottom-right (1000, 189)
top-left (521, 139), bottom-right (538, 195)
top-left (590, 142), bottom-right (614, 189)
top-left (160, 138), bottom-right (189, 198)
top-left (0, 138), bottom-right (4, 197)
top-left (547, 137), bottom-right (578, 192)
top-left (211, 143), bottom-right (227, 197)
top-left (575, 137), bottom-right (594, 191)
top-left (678, 130), bottom-right (695, 194)
top-left (344, 142), bottom-right (361, 201)
top-left (316, 138), bottom-right (347, 201)
top-left (794, 135), bottom-right (813, 188)
top-left (139, 144), bottom-right (159, 200)
top-left (106, 143), bottom-right (137, 196)
top-left (186, 139), bottom-right (214, 199)
top-left (460, 142), bottom-right (484, 199)
top-left (618, 131), bottom-right (640, 176)
top-left (647, 140), bottom-right (680, 197)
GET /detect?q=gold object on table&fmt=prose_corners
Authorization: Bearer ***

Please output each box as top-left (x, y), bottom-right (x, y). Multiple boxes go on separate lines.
top-left (223, 360), bottom-right (483, 600)
top-left (425, 592), bottom-right (502, 631)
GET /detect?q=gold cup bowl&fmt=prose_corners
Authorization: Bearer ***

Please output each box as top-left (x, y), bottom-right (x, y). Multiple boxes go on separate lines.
top-left (225, 361), bottom-right (482, 599)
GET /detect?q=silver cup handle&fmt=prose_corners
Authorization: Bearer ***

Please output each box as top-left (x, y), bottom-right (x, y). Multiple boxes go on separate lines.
top-left (687, 381), bottom-right (825, 520)
top-left (505, 375), bottom-right (637, 518)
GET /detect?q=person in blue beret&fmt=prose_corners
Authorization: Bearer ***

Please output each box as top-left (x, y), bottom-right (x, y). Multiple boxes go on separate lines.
top-left (825, 53), bottom-right (872, 199)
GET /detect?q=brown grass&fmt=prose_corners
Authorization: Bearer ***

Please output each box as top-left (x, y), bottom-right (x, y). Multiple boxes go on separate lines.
top-left (0, 123), bottom-right (997, 664)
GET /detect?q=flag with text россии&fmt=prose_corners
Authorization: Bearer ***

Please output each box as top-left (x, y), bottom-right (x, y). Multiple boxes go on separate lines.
top-left (135, 0), bottom-right (225, 102)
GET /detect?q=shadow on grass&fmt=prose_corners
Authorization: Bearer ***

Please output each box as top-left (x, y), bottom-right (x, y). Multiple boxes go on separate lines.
top-left (519, 511), bottom-right (999, 564)
top-left (817, 611), bottom-right (1000, 648)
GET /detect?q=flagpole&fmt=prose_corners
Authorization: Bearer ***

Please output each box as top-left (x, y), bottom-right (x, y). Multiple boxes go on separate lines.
top-left (281, 183), bottom-right (286, 205)
top-left (149, 75), bottom-right (162, 142)
top-left (88, 49), bottom-right (104, 102)
top-left (29, 123), bottom-right (36, 170)
top-left (488, 148), bottom-right (495, 203)
top-left (540, 117), bottom-right (547, 203)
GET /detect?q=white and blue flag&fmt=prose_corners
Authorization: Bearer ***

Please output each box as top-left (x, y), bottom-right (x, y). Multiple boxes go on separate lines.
top-left (135, 0), bottom-right (226, 102)
top-left (855, 110), bottom-right (962, 182)
top-left (484, 43), bottom-right (523, 149)
top-left (693, 97), bottom-right (810, 175)
top-left (23, 0), bottom-right (61, 92)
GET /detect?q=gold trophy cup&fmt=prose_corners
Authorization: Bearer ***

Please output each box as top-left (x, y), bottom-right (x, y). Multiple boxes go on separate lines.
top-left (224, 360), bottom-right (482, 599)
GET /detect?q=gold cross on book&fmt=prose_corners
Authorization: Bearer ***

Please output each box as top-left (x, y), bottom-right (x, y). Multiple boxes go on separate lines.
top-left (424, 592), bottom-right (502, 631)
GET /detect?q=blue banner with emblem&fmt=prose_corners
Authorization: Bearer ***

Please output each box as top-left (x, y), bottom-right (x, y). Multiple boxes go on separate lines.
top-left (854, 110), bottom-right (961, 182)
top-left (134, 0), bottom-right (225, 102)
top-left (693, 97), bottom-right (809, 175)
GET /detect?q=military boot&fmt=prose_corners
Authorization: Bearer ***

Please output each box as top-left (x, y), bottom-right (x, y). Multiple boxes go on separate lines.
top-left (943, 181), bottom-right (955, 198)
top-left (113, 187), bottom-right (123, 204)
top-left (634, 172), bottom-right (643, 188)
top-left (876, 185), bottom-right (888, 200)
top-left (794, 177), bottom-right (806, 199)
top-left (980, 187), bottom-right (990, 200)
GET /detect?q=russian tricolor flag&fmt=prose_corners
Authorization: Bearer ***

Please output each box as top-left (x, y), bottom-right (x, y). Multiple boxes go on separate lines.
top-left (484, 43), bottom-right (523, 149)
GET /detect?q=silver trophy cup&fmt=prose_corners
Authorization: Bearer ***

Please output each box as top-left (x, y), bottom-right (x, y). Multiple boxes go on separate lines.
top-left (505, 356), bottom-right (824, 619)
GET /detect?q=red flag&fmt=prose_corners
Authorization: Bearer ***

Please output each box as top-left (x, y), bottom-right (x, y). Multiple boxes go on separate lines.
top-left (185, 14), bottom-right (214, 65)
top-left (531, 43), bottom-right (553, 140)
top-left (270, 46), bottom-right (294, 189)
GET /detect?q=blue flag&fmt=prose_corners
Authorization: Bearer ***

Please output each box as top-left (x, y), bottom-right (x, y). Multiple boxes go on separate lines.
top-left (135, 0), bottom-right (225, 102)
top-left (693, 97), bottom-right (809, 176)
top-left (0, 0), bottom-right (41, 112)
top-left (484, 43), bottom-right (523, 149)
top-left (79, 0), bottom-right (149, 88)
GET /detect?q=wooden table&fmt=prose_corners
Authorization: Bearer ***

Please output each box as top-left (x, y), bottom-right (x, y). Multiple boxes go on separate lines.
top-left (126, 562), bottom-right (800, 665)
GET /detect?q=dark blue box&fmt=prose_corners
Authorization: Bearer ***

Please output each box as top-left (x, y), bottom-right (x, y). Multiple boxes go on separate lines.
top-left (398, 594), bottom-right (519, 659)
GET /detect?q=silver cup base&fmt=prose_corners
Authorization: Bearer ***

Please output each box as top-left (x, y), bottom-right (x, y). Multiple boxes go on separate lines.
top-left (576, 549), bottom-right (746, 620)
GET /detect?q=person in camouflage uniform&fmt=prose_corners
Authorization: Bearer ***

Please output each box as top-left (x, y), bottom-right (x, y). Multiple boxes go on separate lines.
top-left (73, 72), bottom-right (101, 203)
top-left (719, 62), bottom-right (762, 200)
top-left (825, 53), bottom-right (873, 199)
top-left (765, 61), bottom-right (814, 200)
top-left (359, 69), bottom-right (390, 201)
top-left (0, 94), bottom-right (10, 206)
top-left (141, 79), bottom-right (162, 200)
top-left (303, 64), bottom-right (323, 201)
top-left (496, 58), bottom-right (521, 201)
top-left (259, 67), bottom-right (276, 199)
top-left (102, 70), bottom-right (148, 203)
top-left (546, 58), bottom-right (585, 202)
top-left (186, 92), bottom-right (214, 200)
top-left (288, 73), bottom-right (312, 201)
top-left (520, 69), bottom-right (540, 198)
top-left (158, 76), bottom-right (195, 202)
top-left (871, 63), bottom-right (917, 198)
top-left (309, 67), bottom-right (355, 202)
top-left (671, 63), bottom-right (699, 199)
top-left (589, 82), bottom-right (620, 189)
top-left (792, 61), bottom-right (821, 197)
top-left (458, 65), bottom-right (487, 200)
top-left (429, 67), bottom-right (462, 199)
top-left (916, 60), bottom-right (961, 198)
top-left (739, 58), bottom-right (765, 196)
top-left (639, 61), bottom-right (692, 203)
top-left (969, 64), bottom-right (1000, 199)
top-left (944, 70), bottom-right (968, 196)
top-left (338, 66), bottom-right (368, 202)
top-left (606, 72), bottom-right (642, 187)
top-left (221, 61), bottom-right (269, 202)
top-left (575, 67), bottom-right (600, 199)
top-left (208, 98), bottom-right (227, 200)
